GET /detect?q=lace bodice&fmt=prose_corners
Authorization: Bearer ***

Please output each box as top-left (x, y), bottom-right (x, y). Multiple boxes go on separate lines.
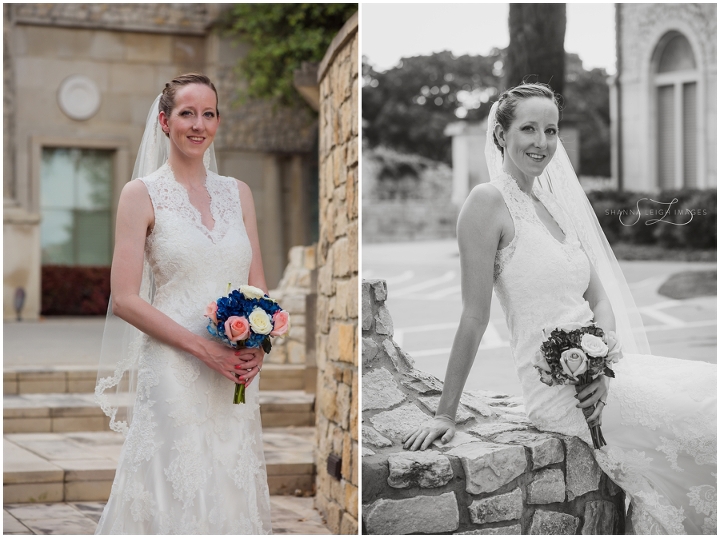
top-left (140, 163), bottom-right (253, 333)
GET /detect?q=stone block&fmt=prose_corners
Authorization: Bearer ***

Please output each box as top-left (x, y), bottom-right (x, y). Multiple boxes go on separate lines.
top-left (362, 426), bottom-right (392, 448)
top-left (382, 339), bottom-right (413, 371)
top-left (530, 510), bottom-right (579, 535)
top-left (402, 370), bottom-right (443, 395)
top-left (431, 431), bottom-right (478, 450)
top-left (469, 422), bottom-right (527, 439)
top-left (387, 450), bottom-right (453, 489)
top-left (527, 469), bottom-right (565, 504)
top-left (340, 512), bottom-right (358, 535)
top-left (447, 442), bottom-right (527, 495)
top-left (364, 492), bottom-right (460, 535)
top-left (565, 437), bottom-right (602, 500)
top-left (369, 403), bottom-right (430, 441)
top-left (468, 487), bottom-right (522, 524)
top-left (3, 482), bottom-right (64, 504)
top-left (361, 454), bottom-right (388, 504)
top-left (362, 367), bottom-right (405, 411)
top-left (338, 323), bottom-right (355, 364)
top-left (374, 305), bottom-right (393, 336)
top-left (581, 500), bottom-right (619, 535)
top-left (491, 431), bottom-right (564, 470)
top-left (370, 280), bottom-right (387, 302)
top-left (456, 523), bottom-right (522, 534)
top-left (64, 480), bottom-right (112, 502)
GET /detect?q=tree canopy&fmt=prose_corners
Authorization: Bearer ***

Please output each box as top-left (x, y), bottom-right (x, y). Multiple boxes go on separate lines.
top-left (363, 50), bottom-right (611, 176)
top-left (224, 3), bottom-right (357, 107)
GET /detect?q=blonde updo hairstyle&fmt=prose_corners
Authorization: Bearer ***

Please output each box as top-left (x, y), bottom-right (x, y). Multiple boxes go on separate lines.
top-left (492, 82), bottom-right (562, 155)
top-left (159, 73), bottom-right (220, 137)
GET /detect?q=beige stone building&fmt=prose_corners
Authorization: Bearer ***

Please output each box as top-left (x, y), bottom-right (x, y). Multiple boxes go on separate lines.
top-left (610, 3), bottom-right (717, 191)
top-left (3, 3), bottom-right (319, 320)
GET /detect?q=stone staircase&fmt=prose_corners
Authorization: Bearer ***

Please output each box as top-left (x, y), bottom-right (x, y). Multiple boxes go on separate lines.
top-left (4, 364), bottom-right (317, 504)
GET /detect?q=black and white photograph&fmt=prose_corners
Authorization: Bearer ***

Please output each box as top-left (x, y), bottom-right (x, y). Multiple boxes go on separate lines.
top-left (361, 3), bottom-right (717, 535)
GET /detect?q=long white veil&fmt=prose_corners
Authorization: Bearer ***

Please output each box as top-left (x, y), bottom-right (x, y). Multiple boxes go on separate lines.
top-left (95, 94), bottom-right (218, 435)
top-left (485, 101), bottom-right (651, 355)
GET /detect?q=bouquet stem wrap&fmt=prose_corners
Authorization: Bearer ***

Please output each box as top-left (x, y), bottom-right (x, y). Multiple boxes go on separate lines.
top-left (575, 372), bottom-right (606, 449)
top-left (233, 382), bottom-right (246, 405)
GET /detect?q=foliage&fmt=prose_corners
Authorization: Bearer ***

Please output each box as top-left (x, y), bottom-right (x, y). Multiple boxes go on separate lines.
top-left (505, 3), bottom-right (567, 96)
top-left (41, 266), bottom-right (110, 316)
top-left (363, 50), bottom-right (503, 163)
top-left (363, 50), bottom-right (611, 173)
top-left (224, 3), bottom-right (357, 107)
top-left (563, 54), bottom-right (611, 176)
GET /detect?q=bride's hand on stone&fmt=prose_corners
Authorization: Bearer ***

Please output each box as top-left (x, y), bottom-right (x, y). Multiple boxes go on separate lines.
top-left (576, 375), bottom-right (610, 427)
top-left (402, 417), bottom-right (456, 451)
top-left (233, 347), bottom-right (265, 387)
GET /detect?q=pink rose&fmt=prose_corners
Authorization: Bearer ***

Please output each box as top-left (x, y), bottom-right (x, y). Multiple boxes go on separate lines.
top-left (270, 310), bottom-right (290, 336)
top-left (532, 349), bottom-right (552, 372)
top-left (559, 348), bottom-right (588, 380)
top-left (205, 302), bottom-right (218, 324)
top-left (603, 331), bottom-right (624, 364)
top-left (225, 316), bottom-right (250, 342)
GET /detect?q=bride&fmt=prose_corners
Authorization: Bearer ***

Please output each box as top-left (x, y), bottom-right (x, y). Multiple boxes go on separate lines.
top-left (402, 83), bottom-right (716, 534)
top-left (95, 74), bottom-right (272, 534)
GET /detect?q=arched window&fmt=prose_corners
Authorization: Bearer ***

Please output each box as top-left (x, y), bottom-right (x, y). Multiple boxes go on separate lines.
top-left (653, 32), bottom-right (699, 189)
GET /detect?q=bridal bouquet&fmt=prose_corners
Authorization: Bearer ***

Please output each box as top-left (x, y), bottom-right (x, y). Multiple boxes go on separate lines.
top-left (205, 285), bottom-right (289, 404)
top-left (532, 322), bottom-right (622, 449)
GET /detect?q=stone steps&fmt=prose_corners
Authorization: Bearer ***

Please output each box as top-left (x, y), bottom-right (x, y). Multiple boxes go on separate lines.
top-left (3, 427), bottom-right (316, 504)
top-left (4, 364), bottom-right (306, 395)
top-left (4, 390), bottom-right (315, 433)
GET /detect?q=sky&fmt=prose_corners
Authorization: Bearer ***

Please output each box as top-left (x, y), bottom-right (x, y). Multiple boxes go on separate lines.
top-left (362, 3), bottom-right (617, 74)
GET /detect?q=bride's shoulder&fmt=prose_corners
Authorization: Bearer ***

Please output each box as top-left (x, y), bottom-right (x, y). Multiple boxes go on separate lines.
top-left (211, 171), bottom-right (255, 204)
top-left (458, 183), bottom-right (507, 231)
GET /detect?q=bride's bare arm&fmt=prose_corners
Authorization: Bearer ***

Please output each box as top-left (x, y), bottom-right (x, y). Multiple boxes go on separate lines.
top-left (110, 181), bottom-right (255, 384)
top-left (403, 185), bottom-right (505, 450)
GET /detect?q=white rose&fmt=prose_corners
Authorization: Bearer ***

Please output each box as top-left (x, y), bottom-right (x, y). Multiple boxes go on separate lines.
top-left (248, 307), bottom-right (273, 335)
top-left (580, 333), bottom-right (609, 358)
top-left (239, 285), bottom-right (265, 300)
top-left (559, 348), bottom-right (588, 380)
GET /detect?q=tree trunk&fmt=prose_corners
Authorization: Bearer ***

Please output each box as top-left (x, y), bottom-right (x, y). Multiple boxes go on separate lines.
top-left (504, 4), bottom-right (567, 96)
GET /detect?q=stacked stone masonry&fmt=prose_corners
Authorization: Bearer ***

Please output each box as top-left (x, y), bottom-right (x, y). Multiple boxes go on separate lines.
top-left (313, 12), bottom-right (358, 535)
top-left (362, 279), bottom-right (625, 535)
top-left (269, 244), bottom-right (316, 365)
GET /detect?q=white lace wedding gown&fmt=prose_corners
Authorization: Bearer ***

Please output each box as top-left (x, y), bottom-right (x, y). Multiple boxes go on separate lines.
top-left (489, 172), bottom-right (716, 535)
top-left (96, 163), bottom-right (272, 534)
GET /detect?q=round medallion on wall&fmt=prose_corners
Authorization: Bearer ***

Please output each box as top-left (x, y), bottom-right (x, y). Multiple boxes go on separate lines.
top-left (57, 75), bottom-right (101, 121)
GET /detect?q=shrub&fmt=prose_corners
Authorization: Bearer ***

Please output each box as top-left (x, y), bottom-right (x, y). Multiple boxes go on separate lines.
top-left (41, 266), bottom-right (110, 316)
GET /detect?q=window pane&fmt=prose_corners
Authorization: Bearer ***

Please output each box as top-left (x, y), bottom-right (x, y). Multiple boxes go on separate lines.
top-left (656, 85), bottom-right (675, 189)
top-left (75, 210), bottom-right (112, 266)
top-left (683, 82), bottom-right (697, 188)
top-left (77, 150), bottom-right (113, 210)
top-left (41, 147), bottom-right (114, 266)
top-left (41, 148), bottom-right (76, 209)
top-left (41, 209), bottom-right (74, 265)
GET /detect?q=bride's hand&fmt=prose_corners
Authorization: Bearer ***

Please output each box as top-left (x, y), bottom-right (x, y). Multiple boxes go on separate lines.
top-left (402, 416), bottom-right (456, 451)
top-left (197, 340), bottom-right (255, 384)
top-left (576, 375), bottom-right (610, 427)
top-left (234, 347), bottom-right (265, 387)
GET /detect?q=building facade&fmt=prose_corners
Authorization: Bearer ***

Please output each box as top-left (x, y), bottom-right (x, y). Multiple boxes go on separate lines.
top-left (611, 3), bottom-right (717, 192)
top-left (4, 3), bottom-right (319, 320)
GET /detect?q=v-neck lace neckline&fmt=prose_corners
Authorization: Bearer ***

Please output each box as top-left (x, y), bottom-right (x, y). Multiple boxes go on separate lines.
top-left (166, 163), bottom-right (217, 235)
top-left (503, 172), bottom-right (567, 246)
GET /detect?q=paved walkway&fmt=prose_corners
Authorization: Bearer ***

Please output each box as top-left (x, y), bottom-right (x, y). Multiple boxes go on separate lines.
top-left (3, 495), bottom-right (331, 534)
top-left (364, 239), bottom-right (717, 394)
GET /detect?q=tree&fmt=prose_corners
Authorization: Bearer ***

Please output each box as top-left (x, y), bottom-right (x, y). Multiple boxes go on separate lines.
top-left (224, 4), bottom-right (357, 108)
top-left (363, 50), bottom-right (503, 163)
top-left (504, 4), bottom-right (566, 96)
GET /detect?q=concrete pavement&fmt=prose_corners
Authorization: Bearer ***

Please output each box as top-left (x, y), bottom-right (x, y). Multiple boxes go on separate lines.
top-left (363, 239), bottom-right (717, 395)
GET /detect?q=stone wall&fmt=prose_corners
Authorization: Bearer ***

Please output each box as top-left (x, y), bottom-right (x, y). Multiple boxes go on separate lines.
top-left (362, 279), bottom-right (625, 535)
top-left (313, 11), bottom-right (359, 535)
top-left (268, 245), bottom-right (316, 365)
